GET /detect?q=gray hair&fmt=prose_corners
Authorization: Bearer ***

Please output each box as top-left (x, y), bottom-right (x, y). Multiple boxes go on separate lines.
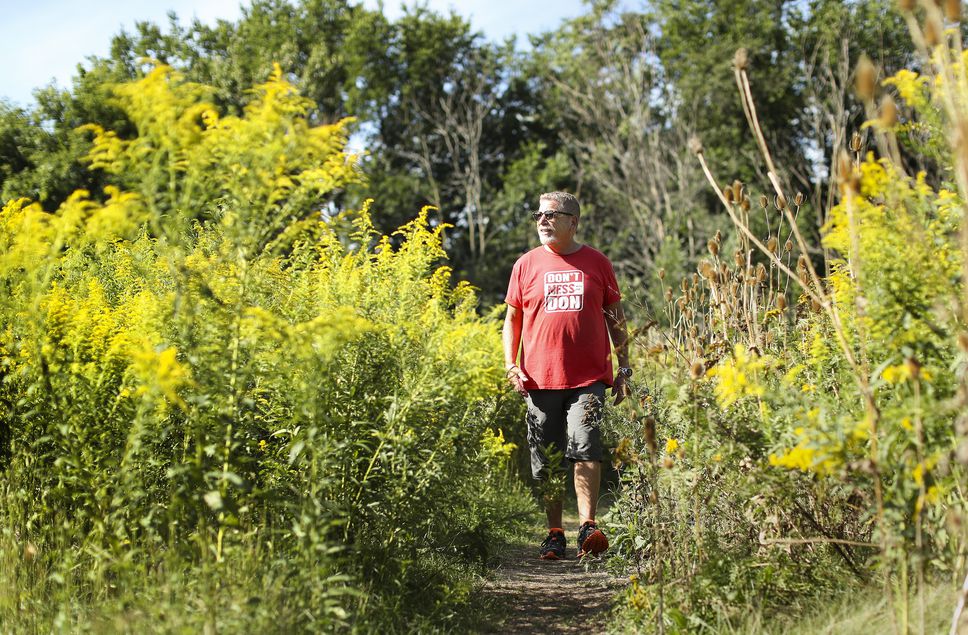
top-left (539, 191), bottom-right (581, 217)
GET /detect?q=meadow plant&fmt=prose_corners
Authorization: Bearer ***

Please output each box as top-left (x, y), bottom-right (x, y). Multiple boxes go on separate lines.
top-left (603, 10), bottom-right (968, 634)
top-left (0, 63), bottom-right (530, 632)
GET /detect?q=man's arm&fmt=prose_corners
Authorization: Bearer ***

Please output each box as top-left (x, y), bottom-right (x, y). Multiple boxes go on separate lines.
top-left (604, 300), bottom-right (630, 405)
top-left (502, 304), bottom-right (529, 396)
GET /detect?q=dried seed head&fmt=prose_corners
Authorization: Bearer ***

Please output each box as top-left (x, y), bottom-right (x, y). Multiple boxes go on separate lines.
top-left (708, 239), bottom-right (720, 257)
top-left (855, 55), bottom-right (876, 101)
top-left (692, 273), bottom-right (700, 287)
top-left (662, 455), bottom-right (675, 469)
top-left (759, 194), bottom-right (769, 209)
top-left (958, 331), bottom-right (968, 352)
top-left (665, 287), bottom-right (673, 302)
top-left (776, 295), bottom-right (787, 310)
top-left (924, 15), bottom-right (942, 47)
top-left (734, 251), bottom-right (744, 267)
top-left (658, 268), bottom-right (666, 280)
top-left (794, 191), bottom-right (804, 207)
top-left (690, 359), bottom-right (705, 380)
top-left (643, 415), bottom-right (657, 455)
top-left (784, 239), bottom-right (793, 252)
top-left (699, 260), bottom-right (715, 279)
top-left (880, 94), bottom-right (898, 127)
top-left (688, 135), bottom-right (704, 155)
top-left (946, 0), bottom-right (961, 22)
top-left (681, 278), bottom-right (690, 292)
top-left (734, 47), bottom-right (749, 71)
top-left (850, 132), bottom-right (863, 152)
top-left (905, 356), bottom-right (922, 380)
top-left (724, 187), bottom-right (734, 204)
top-left (732, 180), bottom-right (743, 202)
top-left (676, 296), bottom-right (687, 309)
top-left (715, 230), bottom-right (722, 242)
top-left (837, 150), bottom-right (852, 183)
top-left (798, 254), bottom-right (810, 271)
top-left (689, 325), bottom-right (698, 338)
top-left (741, 196), bottom-right (751, 211)
top-left (767, 236), bottom-right (778, 253)
top-left (774, 195), bottom-right (787, 211)
top-left (756, 262), bottom-right (767, 283)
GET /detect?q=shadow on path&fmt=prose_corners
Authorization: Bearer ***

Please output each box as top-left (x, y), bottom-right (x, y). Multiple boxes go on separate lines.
top-left (476, 516), bottom-right (626, 634)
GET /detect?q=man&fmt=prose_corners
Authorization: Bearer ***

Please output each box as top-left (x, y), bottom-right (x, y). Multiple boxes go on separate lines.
top-left (503, 191), bottom-right (631, 560)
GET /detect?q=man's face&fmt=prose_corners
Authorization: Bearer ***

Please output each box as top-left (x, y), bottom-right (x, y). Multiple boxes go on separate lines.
top-left (536, 199), bottom-right (576, 247)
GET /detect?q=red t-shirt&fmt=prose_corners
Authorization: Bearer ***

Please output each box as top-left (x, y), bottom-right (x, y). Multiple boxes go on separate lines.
top-left (505, 245), bottom-right (622, 390)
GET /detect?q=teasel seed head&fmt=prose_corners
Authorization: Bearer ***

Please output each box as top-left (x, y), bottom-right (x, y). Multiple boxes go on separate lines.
top-left (732, 180), bottom-right (743, 202)
top-left (794, 191), bottom-right (804, 206)
top-left (767, 236), bottom-right (778, 253)
top-left (776, 295), bottom-right (787, 310)
top-left (798, 254), bottom-right (810, 271)
top-left (734, 250), bottom-right (744, 267)
top-left (681, 278), bottom-right (690, 292)
top-left (665, 287), bottom-right (673, 302)
top-left (774, 195), bottom-right (787, 211)
top-left (905, 356), bottom-right (922, 380)
top-left (677, 296), bottom-right (687, 310)
top-left (880, 94), bottom-right (898, 127)
top-left (945, 0), bottom-right (961, 22)
top-left (690, 359), bottom-right (705, 380)
top-left (836, 149), bottom-right (860, 192)
top-left (688, 135), bottom-right (704, 155)
top-left (643, 415), bottom-right (657, 455)
top-left (759, 194), bottom-right (769, 209)
top-left (733, 47), bottom-right (749, 71)
top-left (724, 187), bottom-right (734, 204)
top-left (658, 268), bottom-right (666, 280)
top-left (850, 132), bottom-right (863, 152)
top-left (715, 229), bottom-right (722, 242)
top-left (741, 196), bottom-right (751, 211)
top-left (756, 262), bottom-right (767, 283)
top-left (708, 239), bottom-right (720, 257)
top-left (689, 325), bottom-right (698, 339)
top-left (924, 14), bottom-right (942, 47)
top-left (855, 55), bottom-right (876, 101)
top-left (699, 260), bottom-right (715, 279)
top-left (784, 239), bottom-right (793, 252)
top-left (692, 272), bottom-right (700, 287)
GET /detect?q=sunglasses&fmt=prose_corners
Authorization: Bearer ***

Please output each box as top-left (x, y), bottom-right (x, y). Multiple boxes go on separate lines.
top-left (531, 211), bottom-right (575, 221)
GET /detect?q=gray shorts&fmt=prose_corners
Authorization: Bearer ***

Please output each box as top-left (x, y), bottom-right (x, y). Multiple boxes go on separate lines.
top-left (525, 382), bottom-right (606, 480)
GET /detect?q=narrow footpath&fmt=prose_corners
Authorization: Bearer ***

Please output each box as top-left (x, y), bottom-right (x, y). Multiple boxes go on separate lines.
top-left (476, 512), bottom-right (627, 634)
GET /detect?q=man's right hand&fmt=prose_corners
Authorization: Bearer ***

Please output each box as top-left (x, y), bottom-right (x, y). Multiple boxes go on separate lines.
top-left (506, 365), bottom-right (529, 397)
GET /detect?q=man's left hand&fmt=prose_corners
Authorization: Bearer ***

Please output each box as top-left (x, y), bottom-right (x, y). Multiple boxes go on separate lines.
top-left (612, 375), bottom-right (629, 406)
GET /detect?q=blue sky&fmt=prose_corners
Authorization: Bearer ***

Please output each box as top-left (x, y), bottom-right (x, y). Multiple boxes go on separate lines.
top-left (0, 0), bottom-right (590, 108)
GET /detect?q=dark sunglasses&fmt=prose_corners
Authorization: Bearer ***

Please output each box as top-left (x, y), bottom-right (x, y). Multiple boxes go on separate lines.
top-left (531, 210), bottom-right (575, 221)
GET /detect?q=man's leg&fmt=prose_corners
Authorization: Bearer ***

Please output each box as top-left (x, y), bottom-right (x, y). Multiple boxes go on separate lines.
top-left (526, 389), bottom-right (569, 559)
top-left (546, 499), bottom-right (563, 529)
top-left (574, 460), bottom-right (601, 523)
top-left (564, 383), bottom-right (609, 555)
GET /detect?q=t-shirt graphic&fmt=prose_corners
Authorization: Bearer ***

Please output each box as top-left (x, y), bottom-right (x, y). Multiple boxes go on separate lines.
top-left (543, 270), bottom-right (584, 313)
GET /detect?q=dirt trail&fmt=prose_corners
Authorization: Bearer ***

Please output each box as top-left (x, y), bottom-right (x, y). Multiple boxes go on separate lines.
top-left (477, 513), bottom-right (627, 634)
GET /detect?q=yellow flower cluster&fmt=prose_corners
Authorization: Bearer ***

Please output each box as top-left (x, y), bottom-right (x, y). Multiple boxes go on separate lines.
top-left (706, 344), bottom-right (768, 408)
top-left (481, 428), bottom-right (517, 465)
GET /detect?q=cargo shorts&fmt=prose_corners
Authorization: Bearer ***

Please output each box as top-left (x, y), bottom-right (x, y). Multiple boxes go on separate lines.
top-left (525, 382), bottom-right (606, 480)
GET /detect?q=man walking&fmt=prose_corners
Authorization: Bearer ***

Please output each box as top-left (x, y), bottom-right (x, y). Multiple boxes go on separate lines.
top-left (503, 191), bottom-right (631, 560)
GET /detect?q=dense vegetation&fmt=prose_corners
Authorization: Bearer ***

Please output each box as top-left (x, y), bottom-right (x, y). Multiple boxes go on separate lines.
top-left (2, 0), bottom-right (968, 633)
